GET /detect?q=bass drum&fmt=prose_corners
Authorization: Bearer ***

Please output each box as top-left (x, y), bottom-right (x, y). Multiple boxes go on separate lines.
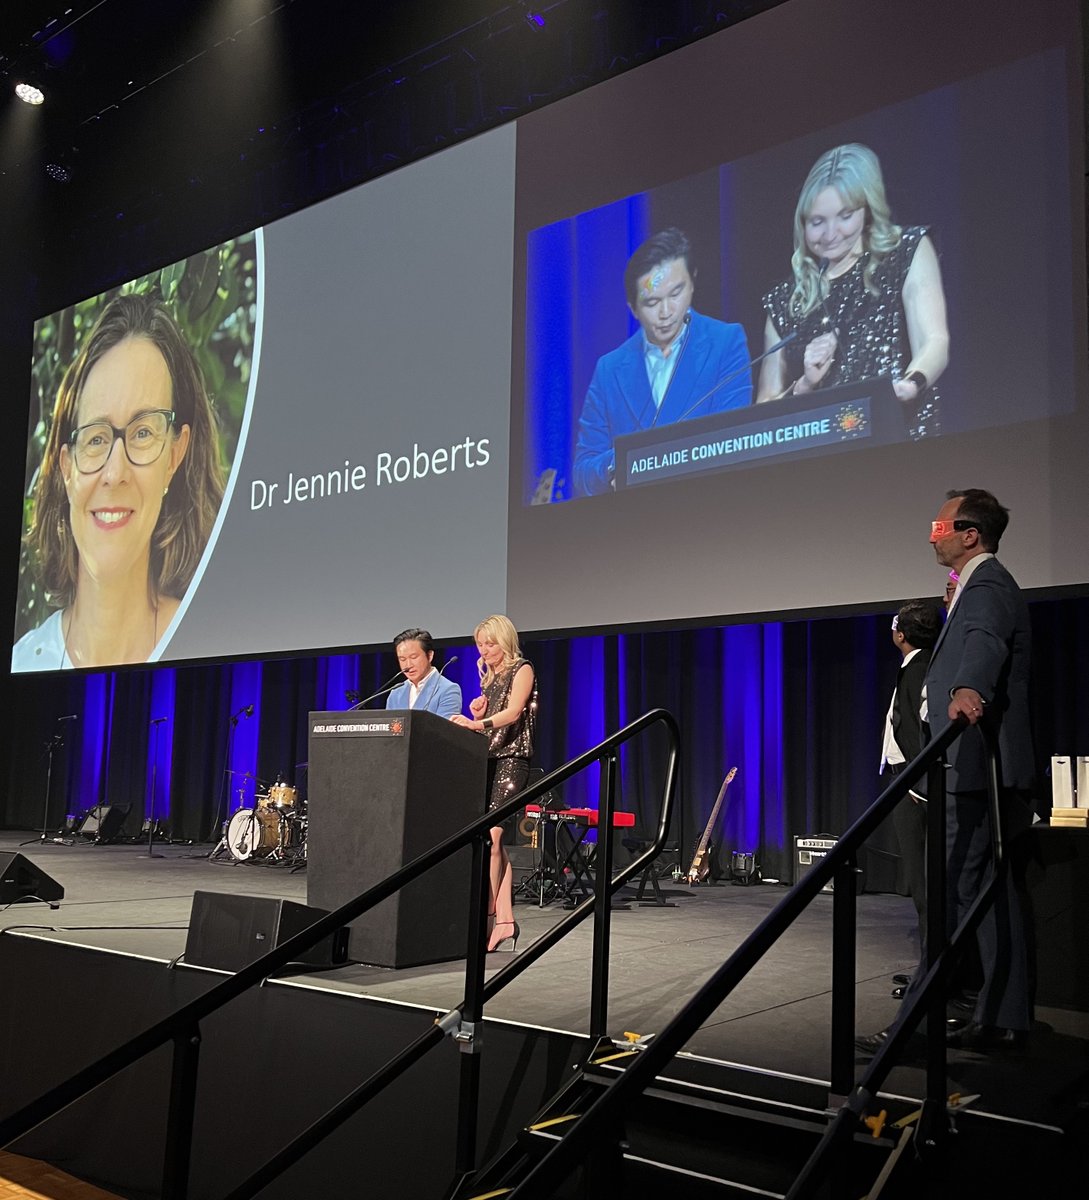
top-left (227, 808), bottom-right (280, 860)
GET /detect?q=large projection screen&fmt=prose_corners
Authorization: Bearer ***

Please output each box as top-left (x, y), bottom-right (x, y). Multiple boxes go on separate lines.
top-left (506, 0), bottom-right (1088, 633)
top-left (11, 0), bottom-right (1087, 672)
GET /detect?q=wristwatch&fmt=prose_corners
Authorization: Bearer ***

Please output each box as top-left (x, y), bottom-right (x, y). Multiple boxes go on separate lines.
top-left (905, 369), bottom-right (928, 392)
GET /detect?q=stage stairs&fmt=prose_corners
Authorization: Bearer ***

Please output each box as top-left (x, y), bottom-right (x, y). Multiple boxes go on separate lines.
top-left (456, 1036), bottom-right (1065, 1199)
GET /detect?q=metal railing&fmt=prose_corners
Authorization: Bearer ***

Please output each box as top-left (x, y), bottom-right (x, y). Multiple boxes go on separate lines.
top-left (502, 716), bottom-right (1008, 1198)
top-left (0, 707), bottom-right (681, 1200)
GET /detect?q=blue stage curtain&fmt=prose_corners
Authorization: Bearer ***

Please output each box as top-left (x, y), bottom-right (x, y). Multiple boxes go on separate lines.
top-left (524, 196), bottom-right (649, 504)
top-left (4, 599), bottom-right (1087, 884)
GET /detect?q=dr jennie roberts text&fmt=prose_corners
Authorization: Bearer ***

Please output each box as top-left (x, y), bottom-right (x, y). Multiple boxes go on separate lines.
top-left (249, 434), bottom-right (491, 510)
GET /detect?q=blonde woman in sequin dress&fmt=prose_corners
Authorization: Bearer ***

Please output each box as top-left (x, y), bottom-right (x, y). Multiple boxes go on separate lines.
top-left (756, 143), bottom-right (949, 439)
top-left (451, 614), bottom-right (535, 952)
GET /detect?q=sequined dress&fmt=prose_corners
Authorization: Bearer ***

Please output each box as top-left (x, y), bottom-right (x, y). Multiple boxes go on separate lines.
top-left (482, 659), bottom-right (536, 812)
top-left (762, 225), bottom-right (940, 439)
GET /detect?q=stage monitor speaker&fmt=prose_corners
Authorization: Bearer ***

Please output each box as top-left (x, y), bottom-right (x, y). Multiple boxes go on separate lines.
top-left (0, 853), bottom-right (64, 905)
top-left (78, 804), bottom-right (130, 843)
top-left (183, 890), bottom-right (348, 972)
top-left (794, 836), bottom-right (838, 892)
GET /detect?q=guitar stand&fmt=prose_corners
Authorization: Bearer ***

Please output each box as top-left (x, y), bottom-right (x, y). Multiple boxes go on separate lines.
top-left (623, 837), bottom-right (679, 907)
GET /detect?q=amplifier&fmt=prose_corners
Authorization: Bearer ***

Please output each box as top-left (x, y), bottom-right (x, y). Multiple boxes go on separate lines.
top-left (794, 835), bottom-right (838, 892)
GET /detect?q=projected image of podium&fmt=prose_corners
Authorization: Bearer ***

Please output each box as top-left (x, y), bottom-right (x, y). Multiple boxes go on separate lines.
top-left (614, 376), bottom-right (900, 490)
top-left (307, 709), bottom-right (487, 968)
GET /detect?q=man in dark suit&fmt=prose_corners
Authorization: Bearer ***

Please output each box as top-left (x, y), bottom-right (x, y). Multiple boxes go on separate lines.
top-left (926, 488), bottom-right (1035, 1048)
top-left (858, 488), bottom-right (1035, 1055)
top-left (880, 599), bottom-right (942, 981)
top-left (572, 227), bottom-right (751, 496)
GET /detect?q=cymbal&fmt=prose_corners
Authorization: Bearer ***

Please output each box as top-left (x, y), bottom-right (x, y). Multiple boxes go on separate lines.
top-left (295, 761), bottom-right (309, 769)
top-left (225, 769), bottom-right (255, 779)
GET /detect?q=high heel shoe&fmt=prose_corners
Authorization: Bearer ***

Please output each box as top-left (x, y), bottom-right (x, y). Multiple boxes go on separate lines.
top-left (487, 920), bottom-right (519, 952)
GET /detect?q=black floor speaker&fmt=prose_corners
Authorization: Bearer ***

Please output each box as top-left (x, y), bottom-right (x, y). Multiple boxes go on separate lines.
top-left (183, 890), bottom-right (348, 972)
top-left (0, 853), bottom-right (64, 905)
top-left (77, 804), bottom-right (130, 843)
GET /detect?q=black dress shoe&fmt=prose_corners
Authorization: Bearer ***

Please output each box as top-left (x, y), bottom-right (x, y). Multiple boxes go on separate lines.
top-left (854, 1029), bottom-right (891, 1056)
top-left (892, 973), bottom-right (911, 986)
top-left (891, 985), bottom-right (907, 999)
top-left (947, 1021), bottom-right (1028, 1050)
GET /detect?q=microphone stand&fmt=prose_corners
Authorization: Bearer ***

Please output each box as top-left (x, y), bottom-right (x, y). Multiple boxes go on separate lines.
top-left (146, 718), bottom-right (167, 859)
top-left (21, 723), bottom-right (71, 847)
top-left (674, 331), bottom-right (799, 425)
top-left (206, 704), bottom-right (253, 854)
top-left (348, 671), bottom-right (405, 710)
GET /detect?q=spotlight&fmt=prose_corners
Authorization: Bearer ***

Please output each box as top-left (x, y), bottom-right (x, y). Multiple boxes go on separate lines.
top-left (524, 11), bottom-right (545, 28)
top-left (15, 82), bottom-right (45, 106)
top-left (45, 162), bottom-right (71, 183)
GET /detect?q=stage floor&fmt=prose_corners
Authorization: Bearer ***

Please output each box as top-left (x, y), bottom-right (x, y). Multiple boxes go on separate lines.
top-left (3, 830), bottom-right (1087, 1135)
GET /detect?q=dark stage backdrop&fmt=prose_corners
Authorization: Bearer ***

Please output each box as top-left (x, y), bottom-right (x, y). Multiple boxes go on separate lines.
top-left (4, 596), bottom-right (1086, 884)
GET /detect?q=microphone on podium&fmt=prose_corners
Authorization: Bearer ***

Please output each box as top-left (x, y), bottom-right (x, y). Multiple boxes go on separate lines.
top-left (674, 330), bottom-right (799, 424)
top-left (349, 670), bottom-right (405, 710)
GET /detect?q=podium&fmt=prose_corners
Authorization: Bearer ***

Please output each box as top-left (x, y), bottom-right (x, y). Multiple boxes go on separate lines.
top-left (306, 708), bottom-right (487, 967)
top-left (614, 376), bottom-right (900, 490)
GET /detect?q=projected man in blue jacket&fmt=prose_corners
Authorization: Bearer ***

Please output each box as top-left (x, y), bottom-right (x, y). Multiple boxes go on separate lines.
top-left (572, 227), bottom-right (752, 497)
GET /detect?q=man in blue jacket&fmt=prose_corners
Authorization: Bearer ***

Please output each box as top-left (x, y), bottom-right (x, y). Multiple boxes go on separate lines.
top-left (572, 227), bottom-right (752, 496)
top-left (386, 628), bottom-right (461, 717)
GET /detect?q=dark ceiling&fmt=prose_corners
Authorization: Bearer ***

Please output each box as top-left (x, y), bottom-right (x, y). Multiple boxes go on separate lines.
top-left (0, 0), bottom-right (786, 305)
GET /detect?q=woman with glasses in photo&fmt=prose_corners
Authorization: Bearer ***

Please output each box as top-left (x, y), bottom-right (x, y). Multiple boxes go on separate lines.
top-left (14, 293), bottom-right (225, 669)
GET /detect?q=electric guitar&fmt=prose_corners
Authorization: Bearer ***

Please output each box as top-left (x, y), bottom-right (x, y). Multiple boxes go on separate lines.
top-left (686, 767), bottom-right (737, 884)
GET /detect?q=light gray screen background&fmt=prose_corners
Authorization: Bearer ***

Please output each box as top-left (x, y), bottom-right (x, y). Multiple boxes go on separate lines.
top-left (164, 125), bottom-right (515, 662)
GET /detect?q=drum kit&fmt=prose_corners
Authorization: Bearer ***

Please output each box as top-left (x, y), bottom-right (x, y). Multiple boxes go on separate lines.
top-left (215, 772), bottom-right (308, 866)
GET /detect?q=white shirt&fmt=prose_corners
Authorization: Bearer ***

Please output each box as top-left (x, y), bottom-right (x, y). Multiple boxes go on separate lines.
top-left (11, 610), bottom-right (71, 672)
top-left (945, 551), bottom-right (994, 615)
top-left (642, 316), bottom-right (690, 410)
top-left (880, 648), bottom-right (923, 769)
top-left (407, 667), bottom-right (437, 708)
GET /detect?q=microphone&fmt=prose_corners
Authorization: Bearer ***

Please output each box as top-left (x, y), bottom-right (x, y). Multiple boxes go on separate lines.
top-left (438, 655), bottom-right (459, 675)
top-left (229, 703), bottom-right (255, 725)
top-left (56, 714), bottom-right (78, 722)
top-left (150, 717), bottom-right (167, 725)
top-left (349, 669), bottom-right (405, 710)
top-left (244, 703), bottom-right (254, 717)
top-left (674, 331), bottom-right (799, 424)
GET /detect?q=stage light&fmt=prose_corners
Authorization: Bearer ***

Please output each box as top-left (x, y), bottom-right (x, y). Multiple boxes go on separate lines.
top-left (729, 850), bottom-right (761, 886)
top-left (525, 12), bottom-right (546, 28)
top-left (45, 162), bottom-right (71, 183)
top-left (15, 82), bottom-right (45, 106)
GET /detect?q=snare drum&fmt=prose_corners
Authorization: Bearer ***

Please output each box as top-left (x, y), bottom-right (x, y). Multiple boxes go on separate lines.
top-left (227, 807), bottom-right (281, 860)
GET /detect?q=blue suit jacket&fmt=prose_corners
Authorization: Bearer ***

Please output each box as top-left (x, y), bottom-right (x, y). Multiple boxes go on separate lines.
top-left (924, 556), bottom-right (1034, 794)
top-left (572, 310), bottom-right (752, 497)
top-left (386, 671), bottom-right (462, 718)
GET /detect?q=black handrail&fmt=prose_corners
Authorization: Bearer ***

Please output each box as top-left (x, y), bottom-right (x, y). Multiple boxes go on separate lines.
top-left (503, 716), bottom-right (1008, 1198)
top-left (0, 706), bottom-right (680, 1200)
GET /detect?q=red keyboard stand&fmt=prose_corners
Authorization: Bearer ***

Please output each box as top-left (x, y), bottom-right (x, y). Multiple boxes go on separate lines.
top-left (521, 806), bottom-right (636, 907)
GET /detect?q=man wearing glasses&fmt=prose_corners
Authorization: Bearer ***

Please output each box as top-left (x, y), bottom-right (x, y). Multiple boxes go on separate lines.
top-left (858, 488), bottom-right (1035, 1055)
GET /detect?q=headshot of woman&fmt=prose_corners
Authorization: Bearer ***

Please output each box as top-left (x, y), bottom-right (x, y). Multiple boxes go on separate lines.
top-left (450, 614), bottom-right (536, 952)
top-left (756, 143), bottom-right (949, 438)
top-left (13, 292), bottom-right (226, 670)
